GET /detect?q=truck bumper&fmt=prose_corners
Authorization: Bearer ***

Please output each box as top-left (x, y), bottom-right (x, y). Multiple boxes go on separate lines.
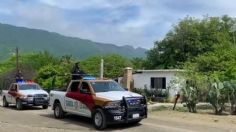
top-left (21, 98), bottom-right (49, 106)
top-left (104, 105), bottom-right (147, 124)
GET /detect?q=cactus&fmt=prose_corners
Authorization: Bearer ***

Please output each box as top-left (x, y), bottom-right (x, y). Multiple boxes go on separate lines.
top-left (182, 80), bottom-right (198, 113)
top-left (223, 82), bottom-right (236, 114)
top-left (208, 81), bottom-right (236, 115)
top-left (208, 82), bottom-right (224, 114)
top-left (230, 83), bottom-right (236, 114)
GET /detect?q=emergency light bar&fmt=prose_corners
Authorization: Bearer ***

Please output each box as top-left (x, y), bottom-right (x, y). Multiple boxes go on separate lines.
top-left (16, 80), bottom-right (35, 84)
top-left (16, 80), bottom-right (25, 83)
top-left (83, 76), bottom-right (96, 80)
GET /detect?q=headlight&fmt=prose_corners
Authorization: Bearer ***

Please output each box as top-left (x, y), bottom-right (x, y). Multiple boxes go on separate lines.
top-left (20, 95), bottom-right (33, 99)
top-left (44, 96), bottom-right (49, 100)
top-left (104, 101), bottom-right (121, 108)
top-left (20, 95), bottom-right (27, 99)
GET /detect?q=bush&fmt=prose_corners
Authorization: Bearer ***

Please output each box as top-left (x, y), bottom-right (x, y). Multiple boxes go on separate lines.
top-left (132, 88), bottom-right (168, 102)
top-left (132, 88), bottom-right (151, 100)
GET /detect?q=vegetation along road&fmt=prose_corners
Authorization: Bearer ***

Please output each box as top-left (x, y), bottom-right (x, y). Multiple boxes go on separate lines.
top-left (1, 97), bottom-right (236, 132)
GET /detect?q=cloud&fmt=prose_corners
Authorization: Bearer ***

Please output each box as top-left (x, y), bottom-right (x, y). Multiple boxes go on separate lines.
top-left (0, 8), bottom-right (12, 15)
top-left (0, 0), bottom-right (236, 49)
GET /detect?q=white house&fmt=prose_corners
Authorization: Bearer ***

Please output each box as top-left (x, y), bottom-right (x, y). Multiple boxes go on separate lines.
top-left (119, 69), bottom-right (184, 98)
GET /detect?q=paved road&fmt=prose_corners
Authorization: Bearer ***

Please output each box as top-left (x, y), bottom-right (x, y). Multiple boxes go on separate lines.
top-left (1, 97), bottom-right (236, 132)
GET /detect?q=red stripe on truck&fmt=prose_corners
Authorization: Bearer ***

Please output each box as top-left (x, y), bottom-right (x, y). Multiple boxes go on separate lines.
top-left (65, 92), bottom-right (95, 110)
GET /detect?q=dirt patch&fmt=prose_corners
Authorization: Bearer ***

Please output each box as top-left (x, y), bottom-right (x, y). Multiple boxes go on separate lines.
top-left (1, 99), bottom-right (236, 132)
top-left (151, 110), bottom-right (236, 129)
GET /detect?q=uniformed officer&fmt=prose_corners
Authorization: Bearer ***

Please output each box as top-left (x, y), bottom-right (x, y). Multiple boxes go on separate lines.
top-left (71, 62), bottom-right (85, 80)
top-left (15, 70), bottom-right (24, 82)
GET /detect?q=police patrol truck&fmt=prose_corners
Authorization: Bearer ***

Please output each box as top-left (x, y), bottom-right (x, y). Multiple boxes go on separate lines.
top-left (49, 76), bottom-right (147, 130)
top-left (2, 81), bottom-right (49, 110)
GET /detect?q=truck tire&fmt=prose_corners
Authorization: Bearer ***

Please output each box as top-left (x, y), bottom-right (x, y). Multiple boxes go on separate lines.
top-left (42, 105), bottom-right (48, 109)
top-left (16, 99), bottom-right (23, 110)
top-left (54, 102), bottom-right (65, 119)
top-left (93, 108), bottom-right (107, 130)
top-left (3, 97), bottom-right (9, 107)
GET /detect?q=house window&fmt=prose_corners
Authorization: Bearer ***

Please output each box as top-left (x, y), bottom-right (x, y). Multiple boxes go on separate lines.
top-left (151, 77), bottom-right (166, 89)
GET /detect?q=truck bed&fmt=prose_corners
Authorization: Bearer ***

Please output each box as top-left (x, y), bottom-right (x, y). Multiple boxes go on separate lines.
top-left (49, 90), bottom-right (66, 109)
top-left (1, 90), bottom-right (8, 97)
top-left (53, 88), bottom-right (67, 92)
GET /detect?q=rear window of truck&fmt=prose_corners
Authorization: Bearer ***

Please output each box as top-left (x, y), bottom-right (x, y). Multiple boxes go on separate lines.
top-left (90, 81), bottom-right (125, 93)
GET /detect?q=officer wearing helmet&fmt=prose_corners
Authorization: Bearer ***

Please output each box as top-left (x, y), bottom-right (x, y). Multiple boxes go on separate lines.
top-left (71, 62), bottom-right (85, 80)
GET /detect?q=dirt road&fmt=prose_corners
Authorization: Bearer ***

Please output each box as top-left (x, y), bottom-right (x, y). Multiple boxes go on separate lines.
top-left (1, 99), bottom-right (236, 132)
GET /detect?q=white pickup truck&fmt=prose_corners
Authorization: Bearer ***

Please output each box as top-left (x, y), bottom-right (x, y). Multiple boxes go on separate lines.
top-left (50, 78), bottom-right (147, 130)
top-left (2, 81), bottom-right (49, 110)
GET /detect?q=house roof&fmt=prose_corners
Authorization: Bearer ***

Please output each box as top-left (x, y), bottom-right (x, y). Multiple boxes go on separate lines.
top-left (134, 69), bottom-right (185, 73)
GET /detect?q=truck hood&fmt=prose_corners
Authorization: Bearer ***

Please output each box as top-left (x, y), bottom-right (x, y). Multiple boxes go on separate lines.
top-left (19, 90), bottom-right (48, 96)
top-left (95, 91), bottom-right (142, 101)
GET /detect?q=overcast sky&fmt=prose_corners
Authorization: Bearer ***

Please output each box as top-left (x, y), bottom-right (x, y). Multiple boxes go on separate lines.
top-left (0, 0), bottom-right (236, 49)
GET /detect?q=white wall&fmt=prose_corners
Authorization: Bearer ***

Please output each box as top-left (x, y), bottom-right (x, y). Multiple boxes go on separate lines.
top-left (133, 71), bottom-right (180, 98)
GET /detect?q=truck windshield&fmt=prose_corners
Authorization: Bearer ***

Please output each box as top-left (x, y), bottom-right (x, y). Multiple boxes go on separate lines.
top-left (19, 84), bottom-right (41, 90)
top-left (90, 81), bottom-right (125, 93)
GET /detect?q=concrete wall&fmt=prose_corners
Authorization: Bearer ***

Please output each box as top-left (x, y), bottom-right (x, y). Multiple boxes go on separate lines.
top-left (133, 70), bottom-right (181, 98)
top-left (118, 69), bottom-right (183, 99)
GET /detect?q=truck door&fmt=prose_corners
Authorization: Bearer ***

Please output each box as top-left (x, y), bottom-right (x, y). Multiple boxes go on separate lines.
top-left (6, 84), bottom-right (13, 103)
top-left (7, 84), bottom-right (17, 103)
top-left (77, 82), bottom-right (94, 117)
top-left (65, 81), bottom-right (81, 112)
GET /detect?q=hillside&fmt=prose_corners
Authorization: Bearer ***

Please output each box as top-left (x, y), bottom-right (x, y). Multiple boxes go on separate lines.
top-left (0, 23), bottom-right (146, 60)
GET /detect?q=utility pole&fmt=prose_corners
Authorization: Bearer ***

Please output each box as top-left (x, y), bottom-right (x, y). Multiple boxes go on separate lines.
top-left (100, 59), bottom-right (104, 79)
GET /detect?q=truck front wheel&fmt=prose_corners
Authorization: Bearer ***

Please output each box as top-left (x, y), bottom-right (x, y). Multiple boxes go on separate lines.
top-left (3, 97), bottom-right (9, 107)
top-left (93, 108), bottom-right (107, 130)
top-left (42, 105), bottom-right (48, 109)
top-left (54, 103), bottom-right (65, 119)
top-left (16, 99), bottom-right (23, 110)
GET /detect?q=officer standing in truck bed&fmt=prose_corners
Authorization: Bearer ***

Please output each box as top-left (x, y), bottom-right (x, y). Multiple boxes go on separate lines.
top-left (71, 62), bottom-right (86, 80)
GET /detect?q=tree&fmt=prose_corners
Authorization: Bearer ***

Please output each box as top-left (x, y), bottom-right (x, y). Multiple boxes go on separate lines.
top-left (35, 64), bottom-right (71, 90)
top-left (151, 15), bottom-right (236, 114)
top-left (146, 15), bottom-right (236, 69)
top-left (130, 57), bottom-right (146, 70)
top-left (180, 41), bottom-right (236, 114)
top-left (0, 51), bottom-right (60, 84)
top-left (80, 54), bottom-right (132, 78)
top-left (20, 51), bottom-right (60, 70)
top-left (34, 54), bottom-right (74, 90)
